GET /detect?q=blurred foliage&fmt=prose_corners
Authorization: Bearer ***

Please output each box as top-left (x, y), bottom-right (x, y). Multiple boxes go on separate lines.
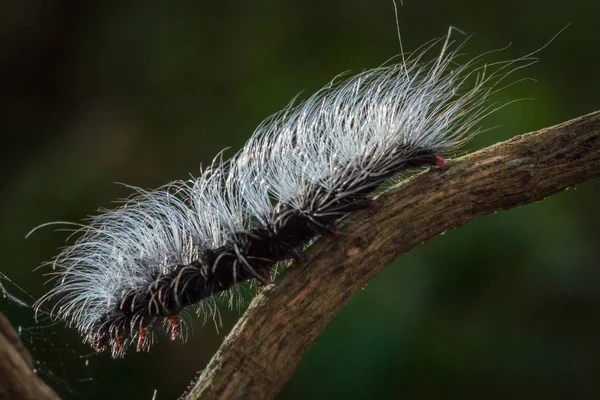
top-left (1, 0), bottom-right (599, 399)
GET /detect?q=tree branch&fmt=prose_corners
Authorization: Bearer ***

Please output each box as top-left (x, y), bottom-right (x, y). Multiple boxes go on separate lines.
top-left (0, 313), bottom-right (61, 400)
top-left (185, 111), bottom-right (600, 399)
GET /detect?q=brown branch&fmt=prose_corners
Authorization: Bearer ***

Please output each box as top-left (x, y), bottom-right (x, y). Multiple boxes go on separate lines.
top-left (184, 111), bottom-right (600, 400)
top-left (0, 313), bottom-right (61, 400)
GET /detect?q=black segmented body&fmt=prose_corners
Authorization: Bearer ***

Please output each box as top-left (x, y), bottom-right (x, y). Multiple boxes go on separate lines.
top-left (89, 147), bottom-right (438, 352)
top-left (38, 32), bottom-right (508, 356)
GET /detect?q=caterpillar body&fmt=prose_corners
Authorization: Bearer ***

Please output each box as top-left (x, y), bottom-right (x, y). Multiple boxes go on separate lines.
top-left (34, 32), bottom-right (530, 358)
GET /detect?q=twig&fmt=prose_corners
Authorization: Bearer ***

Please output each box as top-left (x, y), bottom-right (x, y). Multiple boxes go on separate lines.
top-left (0, 313), bottom-right (61, 400)
top-left (184, 111), bottom-right (600, 400)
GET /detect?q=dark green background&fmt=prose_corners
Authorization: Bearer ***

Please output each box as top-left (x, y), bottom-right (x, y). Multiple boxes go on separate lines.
top-left (1, 1), bottom-right (599, 399)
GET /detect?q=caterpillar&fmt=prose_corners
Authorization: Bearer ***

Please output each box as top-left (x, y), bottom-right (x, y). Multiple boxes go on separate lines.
top-left (33, 30), bottom-right (535, 358)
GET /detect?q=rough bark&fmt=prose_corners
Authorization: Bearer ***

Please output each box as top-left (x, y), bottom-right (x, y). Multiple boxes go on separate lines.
top-left (184, 111), bottom-right (600, 400)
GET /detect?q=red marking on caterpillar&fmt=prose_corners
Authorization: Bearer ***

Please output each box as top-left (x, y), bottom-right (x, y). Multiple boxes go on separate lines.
top-left (113, 333), bottom-right (124, 358)
top-left (168, 316), bottom-right (181, 341)
top-left (435, 156), bottom-right (447, 168)
top-left (31, 26), bottom-right (539, 357)
top-left (137, 327), bottom-right (148, 352)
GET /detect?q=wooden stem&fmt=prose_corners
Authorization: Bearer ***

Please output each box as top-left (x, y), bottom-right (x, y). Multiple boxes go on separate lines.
top-left (0, 313), bottom-right (61, 400)
top-left (184, 111), bottom-right (600, 400)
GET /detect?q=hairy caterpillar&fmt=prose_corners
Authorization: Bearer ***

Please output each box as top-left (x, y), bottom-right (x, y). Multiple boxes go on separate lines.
top-left (33, 30), bottom-right (535, 358)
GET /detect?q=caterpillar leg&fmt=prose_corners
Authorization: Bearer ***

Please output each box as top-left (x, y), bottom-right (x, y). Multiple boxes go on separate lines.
top-left (137, 327), bottom-right (148, 351)
top-left (287, 247), bottom-right (306, 263)
top-left (112, 332), bottom-right (124, 358)
top-left (168, 315), bottom-right (180, 340)
top-left (255, 267), bottom-right (273, 286)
